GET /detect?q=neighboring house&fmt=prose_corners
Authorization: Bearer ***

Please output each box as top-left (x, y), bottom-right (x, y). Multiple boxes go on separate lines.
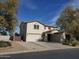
top-left (20, 21), bottom-right (65, 42)
top-left (0, 31), bottom-right (10, 41)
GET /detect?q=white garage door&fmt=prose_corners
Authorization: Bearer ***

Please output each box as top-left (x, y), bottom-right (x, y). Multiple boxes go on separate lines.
top-left (26, 34), bottom-right (41, 42)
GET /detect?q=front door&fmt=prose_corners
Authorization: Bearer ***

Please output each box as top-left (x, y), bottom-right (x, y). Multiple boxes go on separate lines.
top-left (47, 34), bottom-right (52, 42)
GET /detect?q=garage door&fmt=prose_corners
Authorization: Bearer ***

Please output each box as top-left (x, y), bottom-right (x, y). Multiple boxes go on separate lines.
top-left (26, 34), bottom-right (41, 42)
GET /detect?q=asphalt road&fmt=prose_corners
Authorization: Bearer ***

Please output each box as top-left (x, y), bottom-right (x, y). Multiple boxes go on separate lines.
top-left (0, 48), bottom-right (79, 59)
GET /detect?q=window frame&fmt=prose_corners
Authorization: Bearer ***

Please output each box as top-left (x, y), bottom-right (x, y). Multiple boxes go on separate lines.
top-left (34, 25), bottom-right (39, 29)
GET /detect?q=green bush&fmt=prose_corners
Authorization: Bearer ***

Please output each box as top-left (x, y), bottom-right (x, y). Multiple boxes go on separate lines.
top-left (0, 41), bottom-right (11, 47)
top-left (71, 40), bottom-right (78, 46)
top-left (62, 38), bottom-right (79, 46)
top-left (62, 39), bottom-right (70, 45)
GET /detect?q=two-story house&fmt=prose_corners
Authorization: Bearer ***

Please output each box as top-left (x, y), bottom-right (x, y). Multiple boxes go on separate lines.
top-left (20, 21), bottom-right (65, 42)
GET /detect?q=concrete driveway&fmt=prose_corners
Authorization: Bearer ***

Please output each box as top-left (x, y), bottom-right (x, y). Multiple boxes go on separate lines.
top-left (34, 42), bottom-right (76, 50)
top-left (17, 41), bottom-right (77, 51)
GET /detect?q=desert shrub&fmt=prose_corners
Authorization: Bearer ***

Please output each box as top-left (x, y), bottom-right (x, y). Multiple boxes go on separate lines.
top-left (62, 38), bottom-right (79, 46)
top-left (71, 40), bottom-right (78, 46)
top-left (0, 41), bottom-right (11, 47)
top-left (62, 39), bottom-right (70, 45)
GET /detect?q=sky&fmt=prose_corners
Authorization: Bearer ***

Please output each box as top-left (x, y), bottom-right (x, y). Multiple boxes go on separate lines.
top-left (16, 0), bottom-right (73, 33)
top-left (17, 0), bottom-right (71, 24)
top-left (16, 0), bottom-right (79, 33)
top-left (0, 0), bottom-right (79, 33)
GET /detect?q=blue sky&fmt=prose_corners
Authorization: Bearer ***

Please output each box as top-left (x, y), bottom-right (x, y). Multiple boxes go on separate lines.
top-left (0, 0), bottom-right (79, 33)
top-left (17, 0), bottom-right (71, 24)
top-left (1, 0), bottom-right (77, 33)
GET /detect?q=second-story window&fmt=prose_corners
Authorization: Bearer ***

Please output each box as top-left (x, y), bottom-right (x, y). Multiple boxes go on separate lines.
top-left (34, 25), bottom-right (39, 29)
top-left (44, 27), bottom-right (46, 29)
top-left (48, 27), bottom-right (51, 30)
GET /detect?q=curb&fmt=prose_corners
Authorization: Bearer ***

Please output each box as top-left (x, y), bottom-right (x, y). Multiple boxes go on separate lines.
top-left (0, 48), bottom-right (78, 55)
top-left (0, 51), bottom-right (28, 55)
top-left (0, 50), bottom-right (48, 55)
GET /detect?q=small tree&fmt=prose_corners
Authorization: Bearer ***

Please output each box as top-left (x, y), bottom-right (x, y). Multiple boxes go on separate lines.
top-left (56, 6), bottom-right (79, 40)
top-left (0, 0), bottom-right (18, 35)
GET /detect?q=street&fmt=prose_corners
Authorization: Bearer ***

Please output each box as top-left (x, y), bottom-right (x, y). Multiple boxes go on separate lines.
top-left (0, 48), bottom-right (79, 59)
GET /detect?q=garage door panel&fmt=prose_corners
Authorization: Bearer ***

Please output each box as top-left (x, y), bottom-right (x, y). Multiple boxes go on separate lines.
top-left (26, 34), bottom-right (41, 42)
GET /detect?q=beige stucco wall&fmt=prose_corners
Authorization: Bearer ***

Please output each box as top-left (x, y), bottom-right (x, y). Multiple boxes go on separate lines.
top-left (27, 22), bottom-right (45, 34)
top-left (51, 30), bottom-right (59, 33)
top-left (26, 22), bottom-right (45, 41)
top-left (45, 27), bottom-right (49, 31)
top-left (45, 27), bottom-right (54, 31)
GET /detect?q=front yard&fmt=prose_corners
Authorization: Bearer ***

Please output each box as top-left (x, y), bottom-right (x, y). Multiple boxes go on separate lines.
top-left (62, 39), bottom-right (79, 47)
top-left (0, 41), bottom-right (26, 53)
top-left (0, 41), bottom-right (79, 55)
top-left (0, 41), bottom-right (46, 54)
top-left (0, 41), bottom-right (11, 47)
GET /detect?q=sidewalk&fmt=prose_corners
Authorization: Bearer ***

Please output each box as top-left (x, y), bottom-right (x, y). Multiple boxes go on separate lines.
top-left (0, 41), bottom-right (46, 55)
top-left (0, 41), bottom-right (78, 55)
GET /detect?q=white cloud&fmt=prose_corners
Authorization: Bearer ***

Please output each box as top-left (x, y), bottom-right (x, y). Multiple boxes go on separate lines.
top-left (26, 3), bottom-right (37, 10)
top-left (71, 0), bottom-right (79, 8)
top-left (49, 8), bottom-right (64, 26)
top-left (49, 0), bottom-right (79, 26)
top-left (50, 15), bottom-right (60, 25)
top-left (25, 0), bottom-right (37, 10)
